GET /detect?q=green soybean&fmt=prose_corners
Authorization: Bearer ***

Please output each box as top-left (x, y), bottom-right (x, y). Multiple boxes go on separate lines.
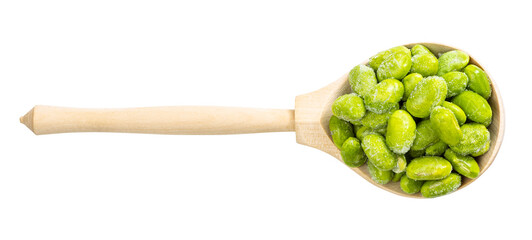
top-left (361, 134), bottom-right (397, 171)
top-left (392, 172), bottom-right (405, 182)
top-left (406, 156), bottom-right (452, 181)
top-left (410, 53), bottom-right (438, 77)
top-left (405, 76), bottom-right (447, 118)
top-left (348, 65), bottom-right (378, 98)
top-left (340, 137), bottom-right (366, 168)
top-left (367, 160), bottom-right (393, 185)
top-left (400, 175), bottom-right (424, 194)
top-left (359, 103), bottom-right (399, 129)
top-left (356, 126), bottom-right (386, 140)
top-left (365, 79), bottom-right (404, 114)
top-left (441, 101), bottom-right (467, 125)
top-left (386, 110), bottom-right (416, 154)
top-left (369, 46), bottom-right (410, 71)
top-left (444, 149), bottom-right (480, 179)
top-left (329, 115), bottom-right (354, 148)
top-left (402, 73), bottom-right (423, 101)
top-left (449, 123), bottom-right (490, 156)
top-left (464, 64), bottom-right (492, 99)
top-left (452, 91), bottom-right (492, 126)
top-left (421, 173), bottom-right (462, 198)
top-left (471, 140), bottom-right (490, 157)
top-left (411, 44), bottom-right (433, 56)
top-left (437, 50), bottom-right (469, 76)
top-left (425, 140), bottom-right (448, 156)
top-left (411, 120), bottom-right (440, 151)
top-left (332, 93), bottom-right (366, 122)
top-left (442, 71), bottom-right (468, 97)
top-left (430, 106), bottom-right (462, 146)
top-left (393, 154), bottom-right (407, 173)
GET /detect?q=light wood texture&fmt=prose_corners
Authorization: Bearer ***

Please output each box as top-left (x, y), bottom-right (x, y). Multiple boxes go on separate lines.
top-left (21, 42), bottom-right (504, 198)
top-left (20, 106), bottom-right (295, 135)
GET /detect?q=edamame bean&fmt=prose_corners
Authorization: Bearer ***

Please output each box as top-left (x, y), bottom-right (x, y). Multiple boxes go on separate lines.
top-left (407, 149), bottom-right (425, 159)
top-left (376, 48), bottom-right (412, 81)
top-left (400, 175), bottom-right (424, 194)
top-left (348, 65), bottom-right (378, 98)
top-left (392, 172), bottom-right (405, 182)
top-left (410, 52), bottom-right (438, 77)
top-left (368, 160), bottom-right (393, 185)
top-left (393, 154), bottom-right (407, 173)
top-left (437, 50), bottom-right (469, 76)
top-left (356, 126), bottom-right (386, 140)
top-left (441, 101), bottom-right (467, 125)
top-left (411, 120), bottom-right (440, 151)
top-left (442, 71), bottom-right (468, 97)
top-left (386, 110), bottom-right (416, 154)
top-left (421, 173), bottom-right (462, 198)
top-left (332, 93), bottom-right (366, 122)
top-left (369, 46), bottom-right (410, 71)
top-left (340, 137), bottom-right (367, 168)
top-left (444, 149), bottom-right (479, 179)
top-left (471, 139), bottom-right (490, 157)
top-left (411, 44), bottom-right (432, 56)
top-left (359, 103), bottom-right (399, 129)
top-left (361, 134), bottom-right (397, 171)
top-left (405, 76), bottom-right (447, 118)
top-left (402, 73), bottom-right (423, 101)
top-left (425, 140), bottom-right (448, 156)
top-left (449, 123), bottom-right (490, 156)
top-left (464, 64), bottom-right (492, 99)
top-left (430, 106), bottom-right (462, 146)
top-left (365, 79), bottom-right (404, 114)
top-left (452, 91), bottom-right (492, 126)
top-left (329, 115), bottom-right (354, 148)
top-left (406, 156), bottom-right (452, 181)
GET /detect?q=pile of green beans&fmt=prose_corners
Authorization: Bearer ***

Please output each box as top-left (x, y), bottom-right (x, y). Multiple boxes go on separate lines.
top-left (330, 45), bottom-right (492, 198)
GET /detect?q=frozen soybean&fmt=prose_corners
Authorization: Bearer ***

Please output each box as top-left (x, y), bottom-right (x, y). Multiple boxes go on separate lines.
top-left (369, 46), bottom-right (410, 71)
top-left (329, 115), bottom-right (354, 148)
top-left (392, 172), bottom-right (405, 182)
top-left (361, 134), bottom-right (397, 171)
top-left (359, 103), bottom-right (399, 129)
top-left (400, 175), bottom-right (424, 194)
top-left (411, 120), bottom-right (440, 151)
top-left (444, 149), bottom-right (480, 179)
top-left (411, 45), bottom-right (432, 56)
top-left (356, 126), bottom-right (386, 140)
top-left (393, 154), bottom-right (407, 173)
top-left (386, 110), bottom-right (416, 154)
top-left (449, 123), bottom-right (490, 156)
top-left (368, 160), bottom-right (393, 185)
top-left (437, 50), bottom-right (469, 76)
top-left (421, 173), bottom-right (462, 198)
top-left (441, 101), bottom-right (467, 125)
top-left (452, 91), bottom-right (492, 126)
top-left (365, 79), bottom-right (404, 114)
top-left (340, 137), bottom-right (367, 168)
top-left (406, 156), bottom-right (452, 181)
top-left (332, 93), bottom-right (366, 122)
top-left (425, 140), bottom-right (448, 156)
top-left (405, 76), bottom-right (447, 118)
top-left (410, 52), bottom-right (438, 77)
top-left (464, 64), bottom-right (492, 99)
top-left (430, 106), bottom-right (462, 146)
top-left (402, 73), bottom-right (423, 101)
top-left (442, 71), bottom-right (468, 97)
top-left (348, 65), bottom-right (378, 98)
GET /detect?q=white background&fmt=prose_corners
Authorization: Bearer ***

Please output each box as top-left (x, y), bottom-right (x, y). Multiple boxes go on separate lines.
top-left (0, 0), bottom-right (530, 239)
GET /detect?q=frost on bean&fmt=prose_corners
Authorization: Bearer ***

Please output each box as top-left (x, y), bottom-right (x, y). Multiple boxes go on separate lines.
top-left (359, 103), bottom-right (399, 129)
top-left (437, 50), bottom-right (469, 76)
top-left (361, 134), bottom-right (397, 171)
top-left (410, 45), bottom-right (438, 77)
top-left (421, 173), bottom-right (462, 198)
top-left (405, 76), bottom-right (447, 118)
top-left (442, 71), bottom-right (468, 98)
top-left (430, 106), bottom-right (462, 146)
top-left (365, 79), bottom-right (404, 114)
top-left (332, 93), bottom-right (366, 122)
top-left (356, 126), bottom-right (386, 140)
top-left (329, 115), bottom-right (354, 148)
top-left (449, 123), bottom-right (490, 156)
top-left (402, 73), bottom-right (423, 101)
top-left (376, 48), bottom-right (412, 81)
top-left (348, 65), bottom-right (378, 98)
top-left (406, 156), bottom-right (452, 181)
top-left (368, 160), bottom-right (393, 185)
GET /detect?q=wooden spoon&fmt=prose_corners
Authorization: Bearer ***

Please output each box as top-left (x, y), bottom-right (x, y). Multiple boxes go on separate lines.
top-left (20, 43), bottom-right (504, 198)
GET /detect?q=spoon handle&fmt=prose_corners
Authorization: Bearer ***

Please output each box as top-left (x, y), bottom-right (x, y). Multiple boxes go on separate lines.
top-left (20, 105), bottom-right (295, 135)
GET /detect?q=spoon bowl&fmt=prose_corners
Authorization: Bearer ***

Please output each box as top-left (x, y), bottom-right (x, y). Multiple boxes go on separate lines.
top-left (295, 42), bottom-right (504, 198)
top-left (21, 43), bottom-right (505, 198)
